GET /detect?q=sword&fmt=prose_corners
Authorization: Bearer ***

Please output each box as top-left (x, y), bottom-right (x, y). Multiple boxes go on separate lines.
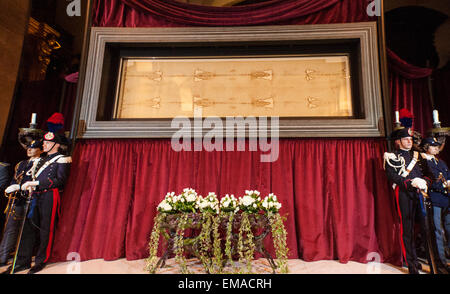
top-left (418, 189), bottom-right (439, 274)
top-left (2, 170), bottom-right (25, 238)
top-left (9, 187), bottom-right (34, 274)
top-left (2, 191), bottom-right (18, 237)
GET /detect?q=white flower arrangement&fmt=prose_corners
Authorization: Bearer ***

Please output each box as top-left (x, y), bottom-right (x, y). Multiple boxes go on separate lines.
top-left (239, 190), bottom-right (262, 213)
top-left (157, 189), bottom-right (282, 215)
top-left (261, 193), bottom-right (282, 213)
top-left (175, 188), bottom-right (199, 213)
top-left (157, 192), bottom-right (176, 213)
top-left (219, 194), bottom-right (239, 213)
top-left (197, 192), bottom-right (220, 214)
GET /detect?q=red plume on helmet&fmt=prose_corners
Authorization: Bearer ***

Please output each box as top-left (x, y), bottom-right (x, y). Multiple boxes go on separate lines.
top-left (399, 108), bottom-right (413, 129)
top-left (46, 112), bottom-right (64, 133)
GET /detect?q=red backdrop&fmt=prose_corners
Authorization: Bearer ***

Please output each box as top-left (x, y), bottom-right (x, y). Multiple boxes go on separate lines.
top-left (49, 0), bottom-right (439, 266)
top-left (50, 138), bottom-right (401, 264)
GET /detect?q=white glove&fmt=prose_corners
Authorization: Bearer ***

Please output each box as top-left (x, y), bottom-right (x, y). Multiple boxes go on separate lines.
top-left (411, 178), bottom-right (427, 192)
top-left (21, 181), bottom-right (39, 191)
top-left (5, 184), bottom-right (20, 194)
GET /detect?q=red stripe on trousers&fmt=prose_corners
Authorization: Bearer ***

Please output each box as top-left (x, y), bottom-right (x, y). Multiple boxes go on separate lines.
top-left (44, 189), bottom-right (60, 263)
top-left (394, 186), bottom-right (408, 266)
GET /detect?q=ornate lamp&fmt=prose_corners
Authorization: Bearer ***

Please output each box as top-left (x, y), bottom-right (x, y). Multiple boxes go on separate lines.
top-left (429, 109), bottom-right (450, 151)
top-left (18, 113), bottom-right (44, 149)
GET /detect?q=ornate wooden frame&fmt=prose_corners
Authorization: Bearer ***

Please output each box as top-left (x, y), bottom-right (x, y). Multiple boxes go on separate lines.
top-left (78, 22), bottom-right (384, 138)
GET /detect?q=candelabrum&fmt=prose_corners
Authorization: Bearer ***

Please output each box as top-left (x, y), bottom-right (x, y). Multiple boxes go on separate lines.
top-left (429, 110), bottom-right (450, 148)
top-left (18, 113), bottom-right (44, 149)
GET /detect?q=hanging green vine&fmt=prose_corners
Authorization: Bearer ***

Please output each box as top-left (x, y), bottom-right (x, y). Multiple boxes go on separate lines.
top-left (196, 212), bottom-right (213, 272)
top-left (268, 212), bottom-right (289, 273)
top-left (174, 213), bottom-right (191, 274)
top-left (211, 214), bottom-right (223, 273)
top-left (224, 212), bottom-right (234, 271)
top-left (145, 213), bottom-right (164, 273)
top-left (237, 213), bottom-right (255, 273)
top-left (243, 213), bottom-right (256, 273)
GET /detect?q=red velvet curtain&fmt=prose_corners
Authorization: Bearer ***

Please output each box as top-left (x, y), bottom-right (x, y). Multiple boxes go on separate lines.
top-left (93, 0), bottom-right (372, 27)
top-left (50, 0), bottom-right (404, 265)
top-left (50, 138), bottom-right (401, 264)
top-left (387, 48), bottom-right (434, 136)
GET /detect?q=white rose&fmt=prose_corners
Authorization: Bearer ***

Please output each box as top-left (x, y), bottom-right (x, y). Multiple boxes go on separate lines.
top-left (186, 194), bottom-right (196, 202)
top-left (242, 196), bottom-right (253, 206)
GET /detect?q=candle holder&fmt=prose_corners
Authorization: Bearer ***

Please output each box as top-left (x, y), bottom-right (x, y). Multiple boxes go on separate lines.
top-left (18, 127), bottom-right (44, 150)
top-left (428, 123), bottom-right (450, 151)
top-left (393, 122), bottom-right (403, 131)
top-left (429, 124), bottom-right (450, 137)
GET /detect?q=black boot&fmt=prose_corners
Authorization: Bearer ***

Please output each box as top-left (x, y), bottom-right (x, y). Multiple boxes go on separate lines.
top-left (27, 263), bottom-right (46, 274)
top-left (408, 265), bottom-right (419, 274)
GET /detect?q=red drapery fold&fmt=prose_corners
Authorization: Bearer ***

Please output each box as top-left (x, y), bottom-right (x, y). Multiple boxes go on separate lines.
top-left (387, 48), bottom-right (433, 79)
top-left (50, 138), bottom-right (401, 265)
top-left (92, 0), bottom-right (372, 27)
top-left (387, 48), bottom-right (434, 136)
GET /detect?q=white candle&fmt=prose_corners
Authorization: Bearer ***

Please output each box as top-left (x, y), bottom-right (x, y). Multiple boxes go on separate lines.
top-left (433, 110), bottom-right (440, 124)
top-left (395, 111), bottom-right (400, 123)
top-left (31, 113), bottom-right (37, 124)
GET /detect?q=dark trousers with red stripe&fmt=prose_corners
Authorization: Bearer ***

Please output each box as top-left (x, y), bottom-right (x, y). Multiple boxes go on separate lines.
top-left (396, 189), bottom-right (421, 268)
top-left (16, 190), bottom-right (58, 266)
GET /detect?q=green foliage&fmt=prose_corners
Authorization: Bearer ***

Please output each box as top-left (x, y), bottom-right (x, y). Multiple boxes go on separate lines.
top-left (237, 213), bottom-right (255, 273)
top-left (268, 212), bottom-right (289, 273)
top-left (145, 211), bottom-right (289, 274)
top-left (144, 213), bottom-right (163, 273)
top-left (197, 212), bottom-right (213, 272)
top-left (211, 214), bottom-right (223, 273)
top-left (173, 213), bottom-right (191, 274)
top-left (223, 212), bottom-right (235, 272)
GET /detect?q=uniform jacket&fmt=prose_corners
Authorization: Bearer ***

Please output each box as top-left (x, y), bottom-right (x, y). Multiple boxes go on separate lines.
top-left (385, 149), bottom-right (428, 196)
top-left (33, 152), bottom-right (71, 193)
top-left (9, 159), bottom-right (39, 204)
top-left (421, 155), bottom-right (450, 208)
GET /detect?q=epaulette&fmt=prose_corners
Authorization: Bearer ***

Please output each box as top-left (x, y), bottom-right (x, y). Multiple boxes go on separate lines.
top-left (0, 162), bottom-right (9, 167)
top-left (383, 152), bottom-right (396, 170)
top-left (420, 153), bottom-right (434, 161)
top-left (57, 156), bottom-right (72, 164)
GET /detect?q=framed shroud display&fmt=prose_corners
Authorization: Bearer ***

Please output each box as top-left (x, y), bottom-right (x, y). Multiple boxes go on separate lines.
top-left (79, 23), bottom-right (384, 138)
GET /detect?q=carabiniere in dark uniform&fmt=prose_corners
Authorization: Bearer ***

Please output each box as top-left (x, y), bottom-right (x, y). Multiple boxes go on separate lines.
top-left (384, 127), bottom-right (431, 274)
top-left (419, 137), bottom-right (450, 273)
top-left (0, 140), bottom-right (43, 267)
top-left (14, 131), bottom-right (71, 273)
